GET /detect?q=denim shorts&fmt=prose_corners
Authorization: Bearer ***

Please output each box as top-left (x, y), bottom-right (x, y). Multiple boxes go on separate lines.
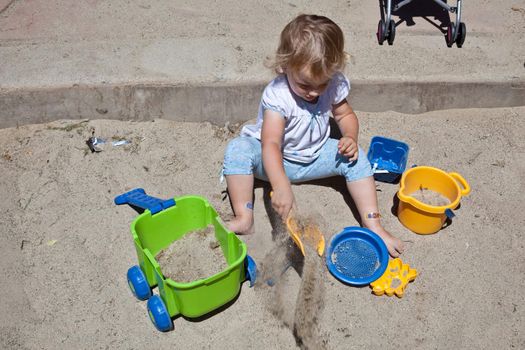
top-left (222, 136), bottom-right (373, 183)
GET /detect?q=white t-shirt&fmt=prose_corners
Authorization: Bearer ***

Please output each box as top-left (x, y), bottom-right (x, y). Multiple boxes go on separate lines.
top-left (241, 72), bottom-right (350, 163)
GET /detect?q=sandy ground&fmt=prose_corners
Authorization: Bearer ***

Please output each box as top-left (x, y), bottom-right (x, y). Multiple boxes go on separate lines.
top-left (1, 106), bottom-right (524, 349)
top-left (1, 0), bottom-right (524, 88)
top-left (1, 0), bottom-right (524, 349)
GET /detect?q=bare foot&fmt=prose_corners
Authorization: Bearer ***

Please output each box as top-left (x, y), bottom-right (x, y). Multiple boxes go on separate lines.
top-left (364, 222), bottom-right (404, 257)
top-left (226, 216), bottom-right (254, 235)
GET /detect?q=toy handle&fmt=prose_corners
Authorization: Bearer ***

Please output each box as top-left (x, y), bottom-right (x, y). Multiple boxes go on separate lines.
top-left (449, 172), bottom-right (471, 196)
top-left (114, 188), bottom-right (175, 215)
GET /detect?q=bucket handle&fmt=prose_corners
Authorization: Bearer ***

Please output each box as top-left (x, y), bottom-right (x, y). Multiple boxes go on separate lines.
top-left (449, 172), bottom-right (471, 196)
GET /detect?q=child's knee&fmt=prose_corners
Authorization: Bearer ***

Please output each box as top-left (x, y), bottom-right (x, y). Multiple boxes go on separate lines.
top-left (223, 137), bottom-right (261, 175)
top-left (343, 148), bottom-right (373, 181)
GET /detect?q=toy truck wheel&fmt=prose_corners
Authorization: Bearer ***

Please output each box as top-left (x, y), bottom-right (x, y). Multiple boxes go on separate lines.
top-left (127, 266), bottom-right (152, 301)
top-left (245, 255), bottom-right (257, 287)
top-left (147, 295), bottom-right (173, 332)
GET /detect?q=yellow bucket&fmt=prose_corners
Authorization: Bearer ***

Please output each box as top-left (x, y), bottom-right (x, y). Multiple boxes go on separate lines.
top-left (397, 166), bottom-right (471, 234)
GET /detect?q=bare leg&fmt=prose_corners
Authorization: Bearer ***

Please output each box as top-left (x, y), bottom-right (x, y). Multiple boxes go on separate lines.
top-left (346, 176), bottom-right (404, 257)
top-left (225, 174), bottom-right (255, 234)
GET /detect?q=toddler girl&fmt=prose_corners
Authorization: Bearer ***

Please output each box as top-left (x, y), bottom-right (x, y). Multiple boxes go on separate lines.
top-left (222, 14), bottom-right (404, 257)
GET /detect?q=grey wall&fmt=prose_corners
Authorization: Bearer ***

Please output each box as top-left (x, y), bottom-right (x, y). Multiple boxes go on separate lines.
top-left (1, 80), bottom-right (524, 128)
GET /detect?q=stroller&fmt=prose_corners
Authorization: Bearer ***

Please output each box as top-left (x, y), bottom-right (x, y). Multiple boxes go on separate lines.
top-left (377, 0), bottom-right (466, 47)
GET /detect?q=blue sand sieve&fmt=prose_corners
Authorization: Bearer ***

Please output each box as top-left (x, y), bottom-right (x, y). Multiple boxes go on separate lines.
top-left (326, 227), bottom-right (389, 286)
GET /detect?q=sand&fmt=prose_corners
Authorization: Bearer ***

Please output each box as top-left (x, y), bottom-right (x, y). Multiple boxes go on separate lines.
top-left (156, 225), bottom-right (227, 283)
top-left (257, 200), bottom-right (327, 350)
top-left (293, 245), bottom-right (327, 350)
top-left (411, 187), bottom-right (451, 207)
top-left (1, 107), bottom-right (524, 349)
top-left (1, 0), bottom-right (524, 348)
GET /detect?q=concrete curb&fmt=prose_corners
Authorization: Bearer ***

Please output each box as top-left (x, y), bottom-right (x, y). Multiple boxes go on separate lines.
top-left (1, 80), bottom-right (524, 128)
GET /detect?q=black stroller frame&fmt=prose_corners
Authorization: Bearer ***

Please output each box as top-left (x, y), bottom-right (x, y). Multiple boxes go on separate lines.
top-left (377, 0), bottom-right (466, 47)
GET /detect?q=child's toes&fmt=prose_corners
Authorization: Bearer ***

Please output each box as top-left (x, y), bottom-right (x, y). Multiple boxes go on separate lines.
top-left (395, 240), bottom-right (405, 254)
top-left (388, 246), bottom-right (400, 258)
top-left (385, 237), bottom-right (404, 257)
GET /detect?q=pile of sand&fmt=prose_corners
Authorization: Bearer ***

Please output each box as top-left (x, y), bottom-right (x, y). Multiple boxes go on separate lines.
top-left (411, 187), bottom-right (450, 206)
top-left (156, 225), bottom-right (228, 283)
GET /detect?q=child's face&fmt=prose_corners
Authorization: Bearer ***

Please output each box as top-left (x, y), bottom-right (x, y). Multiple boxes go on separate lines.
top-left (286, 68), bottom-right (330, 103)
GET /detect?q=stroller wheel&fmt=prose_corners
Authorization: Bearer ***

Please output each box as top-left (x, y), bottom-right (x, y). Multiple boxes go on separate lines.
top-left (387, 20), bottom-right (396, 45)
top-left (446, 22), bottom-right (456, 48)
top-left (377, 20), bottom-right (386, 45)
top-left (456, 22), bottom-right (466, 48)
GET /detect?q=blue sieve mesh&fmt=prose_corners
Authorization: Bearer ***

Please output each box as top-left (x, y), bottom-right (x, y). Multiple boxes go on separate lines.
top-left (330, 238), bottom-right (380, 279)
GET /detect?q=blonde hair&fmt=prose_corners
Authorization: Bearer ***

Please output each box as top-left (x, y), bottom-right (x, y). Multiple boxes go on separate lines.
top-left (270, 14), bottom-right (347, 81)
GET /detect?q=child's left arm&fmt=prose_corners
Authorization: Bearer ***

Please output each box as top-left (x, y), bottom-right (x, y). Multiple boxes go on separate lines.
top-left (332, 99), bottom-right (359, 161)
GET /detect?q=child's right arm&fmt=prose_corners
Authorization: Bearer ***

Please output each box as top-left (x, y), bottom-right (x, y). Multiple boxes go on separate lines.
top-left (261, 110), bottom-right (295, 219)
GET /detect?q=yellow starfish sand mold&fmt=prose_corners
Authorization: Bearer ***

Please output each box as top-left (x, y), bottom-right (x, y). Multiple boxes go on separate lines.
top-left (370, 258), bottom-right (417, 298)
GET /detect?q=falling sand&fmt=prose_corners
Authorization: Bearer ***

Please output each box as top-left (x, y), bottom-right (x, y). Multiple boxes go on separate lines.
top-left (258, 208), bottom-right (327, 350)
top-left (293, 244), bottom-right (326, 350)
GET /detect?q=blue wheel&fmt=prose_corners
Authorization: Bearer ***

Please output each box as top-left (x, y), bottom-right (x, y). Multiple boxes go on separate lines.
top-left (147, 295), bottom-right (173, 332)
top-left (245, 255), bottom-right (257, 287)
top-left (127, 265), bottom-right (152, 301)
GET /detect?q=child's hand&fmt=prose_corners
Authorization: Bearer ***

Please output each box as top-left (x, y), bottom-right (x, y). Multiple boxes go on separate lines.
top-left (271, 186), bottom-right (295, 220)
top-left (338, 136), bottom-right (358, 161)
